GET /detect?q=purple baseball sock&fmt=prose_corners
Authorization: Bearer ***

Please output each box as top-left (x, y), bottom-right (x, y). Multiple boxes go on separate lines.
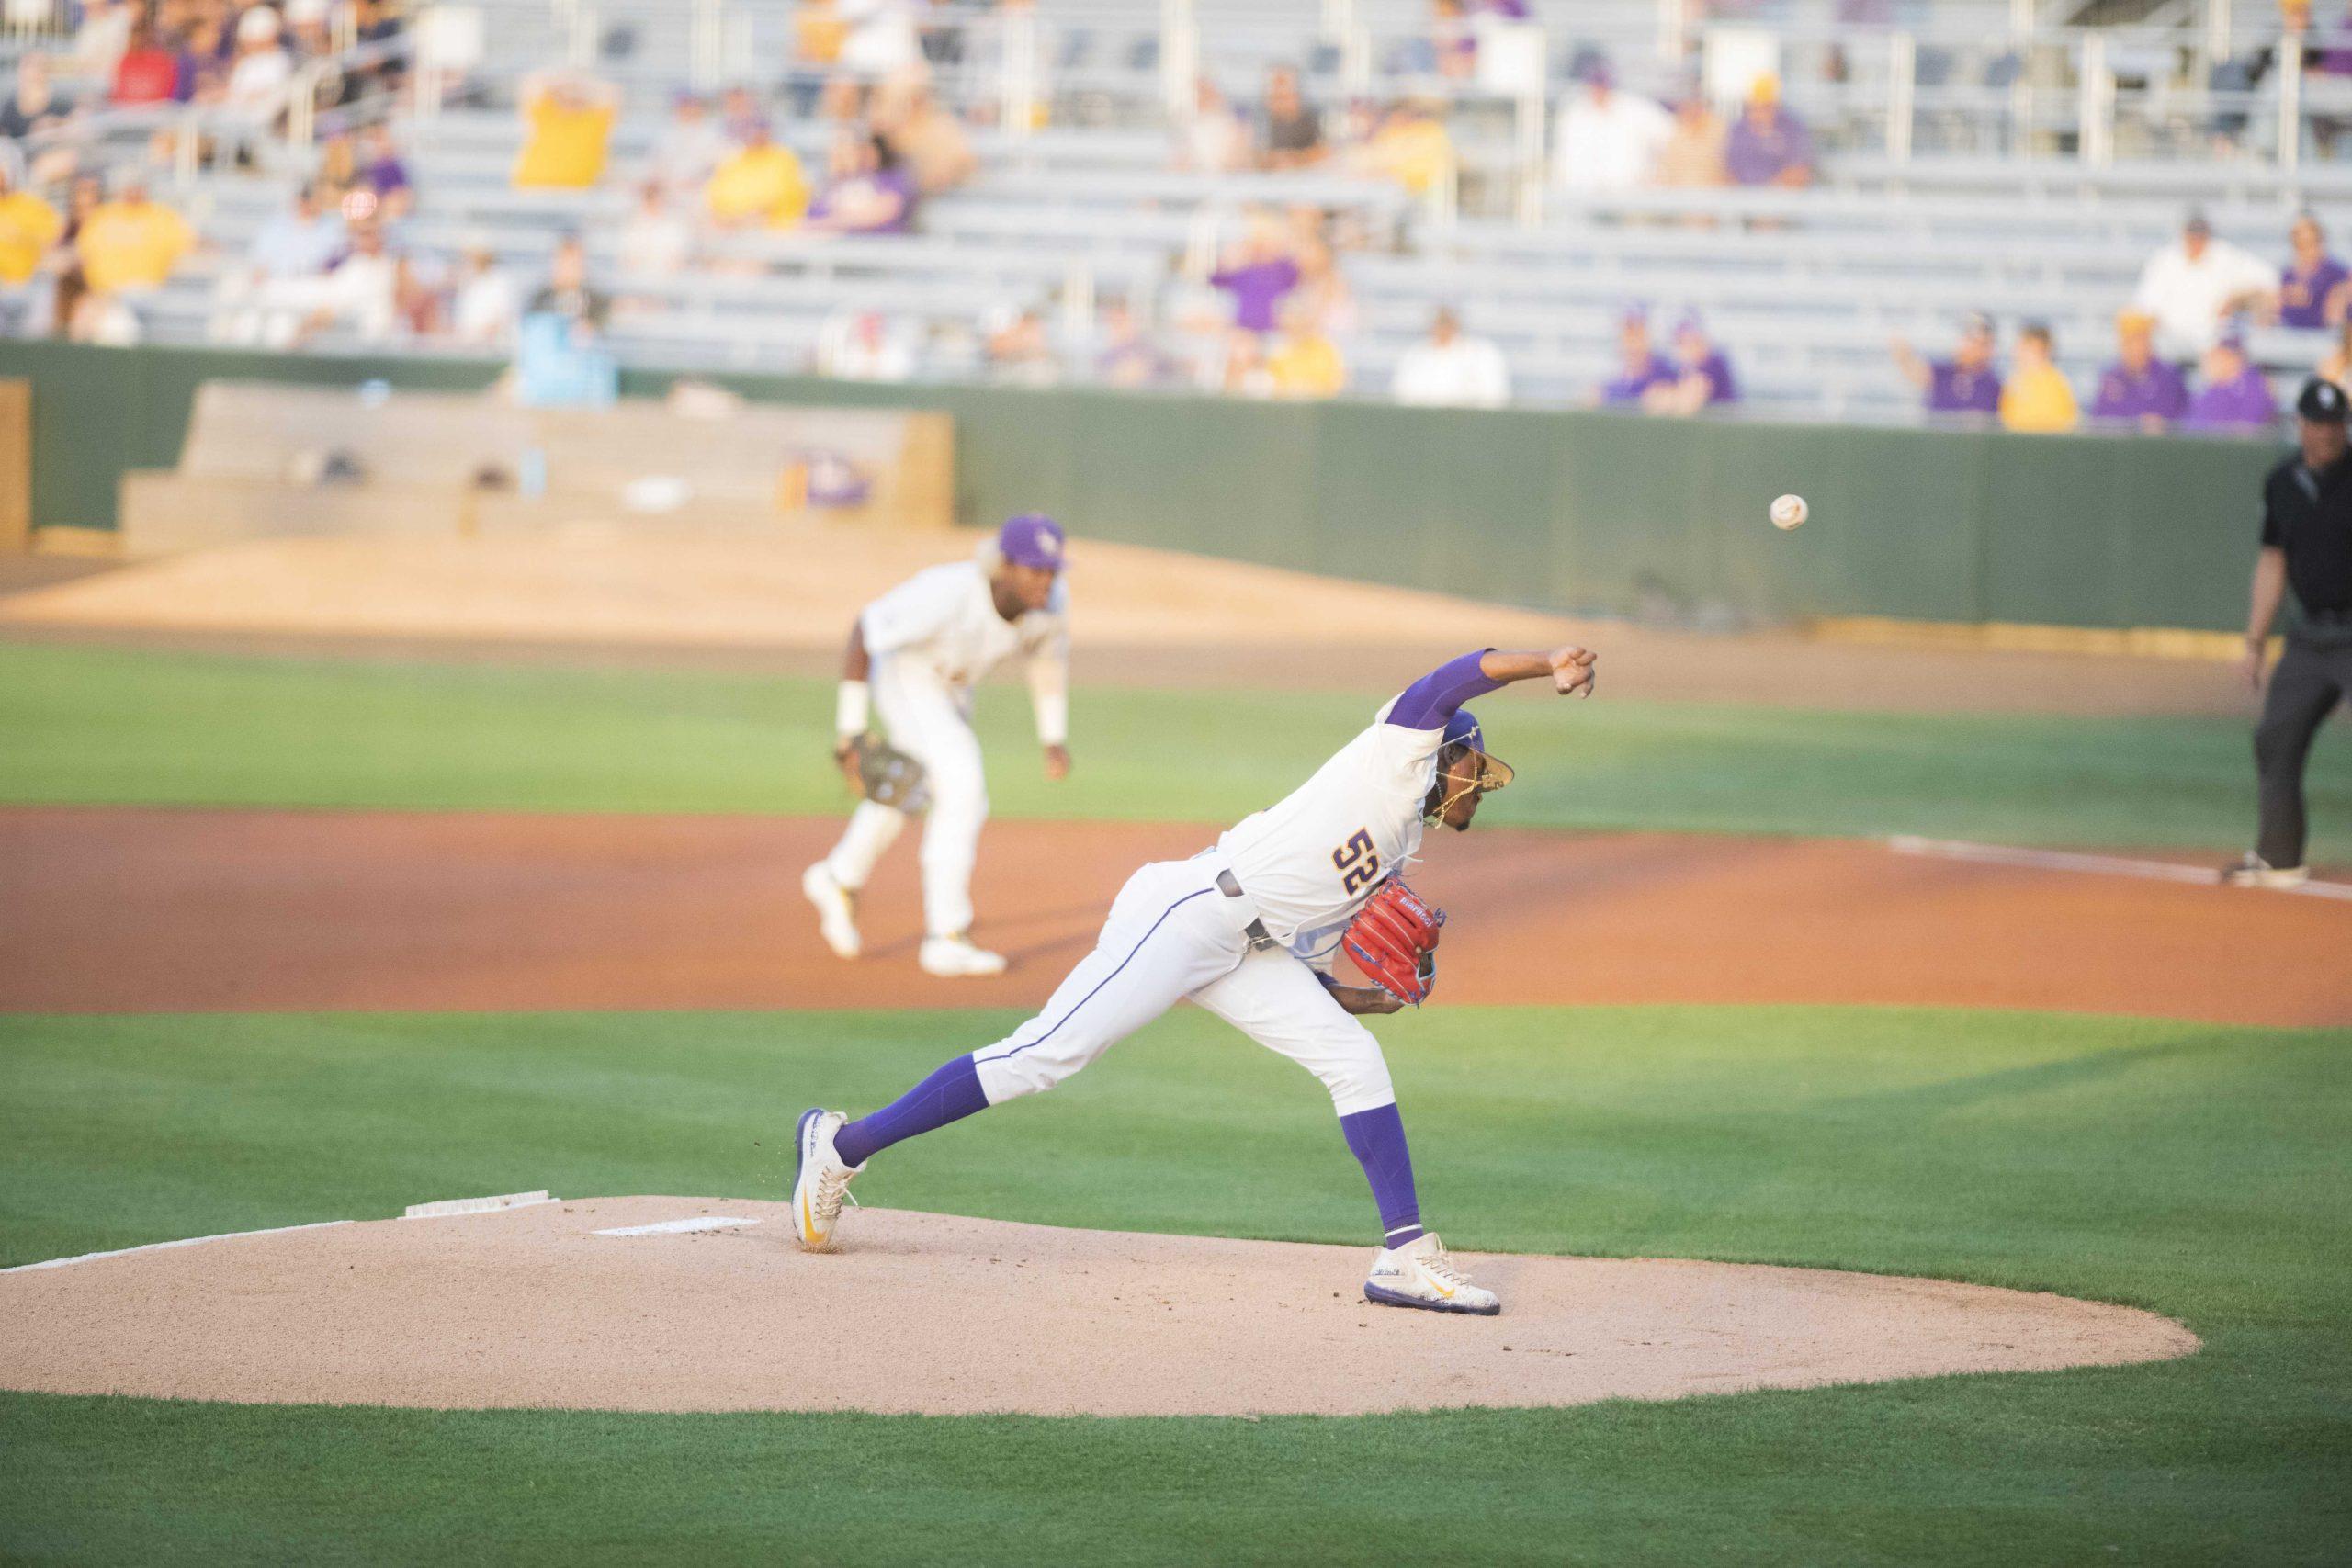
top-left (1340, 1102), bottom-right (1424, 1248)
top-left (832, 1055), bottom-right (991, 1168)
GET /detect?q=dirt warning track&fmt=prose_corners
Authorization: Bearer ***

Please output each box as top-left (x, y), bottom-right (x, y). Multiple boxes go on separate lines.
top-left (3, 807), bottom-right (2346, 1025)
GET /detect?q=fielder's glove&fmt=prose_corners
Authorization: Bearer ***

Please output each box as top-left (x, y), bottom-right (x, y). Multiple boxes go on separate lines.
top-left (835, 733), bottom-right (930, 811)
top-left (1340, 877), bottom-right (1445, 1007)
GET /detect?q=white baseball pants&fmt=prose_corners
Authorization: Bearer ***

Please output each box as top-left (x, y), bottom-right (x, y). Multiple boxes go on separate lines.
top-left (969, 857), bottom-right (1397, 1117)
top-left (822, 656), bottom-right (989, 939)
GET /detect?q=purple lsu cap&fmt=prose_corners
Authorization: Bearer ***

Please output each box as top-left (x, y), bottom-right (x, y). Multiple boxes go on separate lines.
top-left (998, 513), bottom-right (1066, 570)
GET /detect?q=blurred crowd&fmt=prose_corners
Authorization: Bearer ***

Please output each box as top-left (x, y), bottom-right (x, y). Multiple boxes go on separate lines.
top-left (3, 0), bottom-right (2349, 427)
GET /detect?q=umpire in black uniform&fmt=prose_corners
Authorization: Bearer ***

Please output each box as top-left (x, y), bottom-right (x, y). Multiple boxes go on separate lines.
top-left (2227, 377), bottom-right (2352, 886)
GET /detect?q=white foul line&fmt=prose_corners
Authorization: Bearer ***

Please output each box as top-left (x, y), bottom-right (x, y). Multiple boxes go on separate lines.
top-left (593, 1216), bottom-right (763, 1236)
top-left (0, 1220), bottom-right (352, 1275)
top-left (1885, 836), bottom-right (2352, 901)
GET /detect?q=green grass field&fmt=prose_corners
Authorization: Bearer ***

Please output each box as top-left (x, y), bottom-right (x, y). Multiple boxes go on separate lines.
top-left (3, 639), bottom-right (2348, 1563)
top-left (2, 1006), bottom-right (2347, 1565)
top-left (3, 641), bottom-right (2347, 857)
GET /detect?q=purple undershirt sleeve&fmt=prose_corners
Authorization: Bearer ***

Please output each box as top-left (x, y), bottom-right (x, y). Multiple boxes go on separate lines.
top-left (1385, 649), bottom-right (1503, 731)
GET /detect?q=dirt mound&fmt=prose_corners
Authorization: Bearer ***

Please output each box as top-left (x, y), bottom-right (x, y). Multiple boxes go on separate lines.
top-left (4, 808), bottom-right (2346, 1026)
top-left (0, 1198), bottom-right (2194, 1416)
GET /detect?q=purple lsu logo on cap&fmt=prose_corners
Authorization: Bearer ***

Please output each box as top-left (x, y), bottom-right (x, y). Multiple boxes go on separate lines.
top-left (998, 513), bottom-right (1065, 570)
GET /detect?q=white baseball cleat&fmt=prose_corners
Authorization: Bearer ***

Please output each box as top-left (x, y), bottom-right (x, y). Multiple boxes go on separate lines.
top-left (919, 933), bottom-right (1008, 977)
top-left (801, 863), bottom-right (862, 959)
top-left (790, 1107), bottom-right (863, 1252)
top-left (2219, 853), bottom-right (2309, 889)
top-left (1363, 1232), bottom-right (1501, 1316)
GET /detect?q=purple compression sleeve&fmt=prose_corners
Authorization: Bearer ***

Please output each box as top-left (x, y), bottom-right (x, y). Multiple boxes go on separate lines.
top-left (1340, 1102), bottom-right (1424, 1247)
top-left (1385, 649), bottom-right (1503, 731)
top-left (832, 1055), bottom-right (991, 1168)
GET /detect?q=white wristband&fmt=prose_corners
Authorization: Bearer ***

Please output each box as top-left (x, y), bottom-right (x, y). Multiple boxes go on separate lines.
top-left (1034, 690), bottom-right (1069, 748)
top-left (836, 681), bottom-right (870, 739)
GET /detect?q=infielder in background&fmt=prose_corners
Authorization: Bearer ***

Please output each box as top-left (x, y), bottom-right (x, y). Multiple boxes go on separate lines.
top-left (802, 513), bottom-right (1071, 977)
top-left (2228, 378), bottom-right (2351, 887)
top-left (792, 643), bottom-right (1600, 1316)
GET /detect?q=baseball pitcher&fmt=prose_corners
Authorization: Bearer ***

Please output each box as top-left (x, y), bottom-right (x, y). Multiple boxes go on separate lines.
top-left (802, 513), bottom-right (1071, 978)
top-left (791, 644), bottom-right (1599, 1315)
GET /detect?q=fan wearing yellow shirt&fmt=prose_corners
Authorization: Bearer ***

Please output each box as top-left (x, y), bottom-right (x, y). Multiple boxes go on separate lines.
top-left (514, 70), bottom-right (619, 189)
top-left (1266, 302), bottom-right (1347, 399)
top-left (1999, 322), bottom-right (2081, 434)
top-left (75, 177), bottom-right (195, 295)
top-left (0, 167), bottom-right (63, 288)
top-left (705, 118), bottom-right (810, 230)
top-left (1358, 98), bottom-right (1454, 199)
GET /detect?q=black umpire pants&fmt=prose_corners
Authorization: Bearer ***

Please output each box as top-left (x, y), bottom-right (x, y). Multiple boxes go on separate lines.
top-left (2256, 630), bottom-right (2352, 868)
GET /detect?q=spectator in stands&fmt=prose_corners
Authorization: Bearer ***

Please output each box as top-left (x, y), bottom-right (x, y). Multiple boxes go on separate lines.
top-left (0, 165), bottom-right (60, 334)
top-left (59, 266), bottom-right (140, 343)
top-left (75, 173), bottom-right (192, 297)
top-left (1290, 220), bottom-right (1357, 335)
top-left (1260, 65), bottom-right (1325, 169)
top-left (704, 117), bottom-right (810, 230)
top-left (1724, 74), bottom-right (1814, 187)
top-left (513, 70), bottom-right (618, 190)
top-left (1265, 299), bottom-right (1346, 398)
top-left (174, 7), bottom-right (234, 104)
top-left (1094, 297), bottom-right (1180, 389)
top-left (872, 69), bottom-right (976, 197)
top-left (2183, 334), bottom-right (2280, 431)
top-left (1209, 219), bottom-right (1300, 335)
top-left (109, 14), bottom-right (184, 105)
top-left (1655, 85), bottom-right (1730, 189)
top-left (243, 182), bottom-right (343, 287)
top-left (805, 130), bottom-right (917, 235)
top-left (528, 235), bottom-right (610, 337)
top-left (793, 0), bottom-right (850, 107)
top-left (1552, 55), bottom-right (1670, 194)
top-left (355, 122), bottom-right (415, 220)
top-left (1589, 305), bottom-right (1674, 407)
top-left (1998, 323), bottom-right (2079, 434)
top-left (2132, 209), bottom-right (2277, 359)
top-left (837, 0), bottom-right (922, 80)
top-left (1647, 310), bottom-right (1738, 414)
top-left (817, 308), bottom-right (916, 380)
top-left (1357, 96), bottom-right (1453, 198)
top-left (1175, 76), bottom-right (1251, 174)
top-left (2274, 211), bottom-right (2349, 331)
top-left (1391, 305), bottom-right (1509, 407)
top-left (220, 5), bottom-right (292, 127)
top-left (307, 217), bottom-right (401, 343)
top-left (2090, 309), bottom-right (2188, 430)
top-left (982, 304), bottom-right (1058, 385)
top-left (720, 84), bottom-right (769, 142)
top-left (1890, 313), bottom-right (2002, 419)
top-left (649, 93), bottom-right (729, 197)
top-left (69, 0), bottom-right (133, 84)
top-left (284, 0), bottom-right (334, 62)
top-left (448, 243), bottom-right (520, 348)
top-left (618, 181), bottom-right (693, 276)
top-left (1429, 0), bottom-right (1477, 81)
top-left (2, 51), bottom-right (73, 143)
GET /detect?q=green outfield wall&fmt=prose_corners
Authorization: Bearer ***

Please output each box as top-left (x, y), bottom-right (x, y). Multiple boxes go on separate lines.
top-left (0, 339), bottom-right (2281, 631)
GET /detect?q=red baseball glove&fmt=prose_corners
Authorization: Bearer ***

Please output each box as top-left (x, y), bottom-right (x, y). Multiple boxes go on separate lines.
top-left (1341, 878), bottom-right (1446, 1007)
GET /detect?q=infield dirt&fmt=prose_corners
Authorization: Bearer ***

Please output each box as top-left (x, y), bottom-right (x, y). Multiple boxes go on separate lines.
top-left (0, 1197), bottom-right (2198, 1416)
top-left (4, 807), bottom-right (2346, 1025)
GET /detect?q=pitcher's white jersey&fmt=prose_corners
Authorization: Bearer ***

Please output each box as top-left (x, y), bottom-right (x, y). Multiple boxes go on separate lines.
top-left (860, 561), bottom-right (1068, 691)
top-left (1215, 697), bottom-right (1443, 966)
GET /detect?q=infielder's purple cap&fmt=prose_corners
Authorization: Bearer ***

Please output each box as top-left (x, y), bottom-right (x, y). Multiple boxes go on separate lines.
top-left (998, 513), bottom-right (1066, 570)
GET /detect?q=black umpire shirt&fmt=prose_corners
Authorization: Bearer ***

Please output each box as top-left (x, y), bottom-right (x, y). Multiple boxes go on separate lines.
top-left (2261, 449), bottom-right (2352, 615)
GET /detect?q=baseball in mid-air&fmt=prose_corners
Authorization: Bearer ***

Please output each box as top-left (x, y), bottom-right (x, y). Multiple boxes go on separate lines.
top-left (1770, 493), bottom-right (1809, 531)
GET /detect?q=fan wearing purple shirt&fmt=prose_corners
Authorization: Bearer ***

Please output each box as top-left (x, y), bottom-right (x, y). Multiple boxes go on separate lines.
top-left (1641, 311), bottom-right (1738, 416)
top-left (2278, 212), bottom-right (2350, 331)
top-left (1890, 312), bottom-right (2003, 418)
top-left (807, 132), bottom-right (918, 236)
top-left (2090, 309), bottom-right (2190, 430)
top-left (1724, 74), bottom-right (1815, 187)
top-left (2183, 335), bottom-right (2281, 431)
top-left (1209, 226), bottom-right (1302, 335)
top-left (1589, 306), bottom-right (1675, 407)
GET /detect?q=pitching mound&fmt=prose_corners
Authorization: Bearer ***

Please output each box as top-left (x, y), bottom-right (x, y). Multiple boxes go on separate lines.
top-left (0, 1198), bottom-right (2195, 1416)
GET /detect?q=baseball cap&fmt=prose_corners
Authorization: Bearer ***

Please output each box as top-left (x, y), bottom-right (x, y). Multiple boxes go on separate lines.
top-left (1442, 708), bottom-right (1514, 788)
top-left (2296, 378), bottom-right (2349, 423)
top-left (997, 513), bottom-right (1066, 570)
